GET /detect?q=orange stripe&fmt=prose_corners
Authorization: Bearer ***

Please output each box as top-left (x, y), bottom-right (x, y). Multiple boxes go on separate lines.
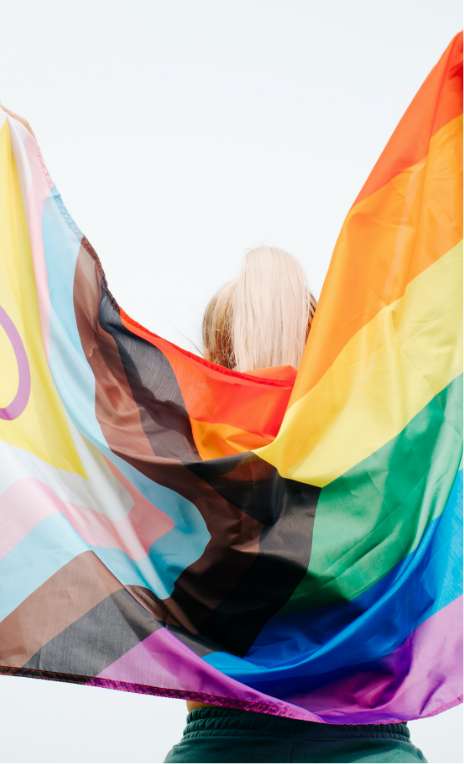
top-left (119, 309), bottom-right (296, 434)
top-left (118, 34), bottom-right (462, 434)
top-left (289, 114), bottom-right (462, 405)
top-left (190, 417), bottom-right (274, 459)
top-left (354, 31), bottom-right (462, 205)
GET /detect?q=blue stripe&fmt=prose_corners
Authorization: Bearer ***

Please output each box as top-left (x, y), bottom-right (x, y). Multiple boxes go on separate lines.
top-left (204, 467), bottom-right (463, 693)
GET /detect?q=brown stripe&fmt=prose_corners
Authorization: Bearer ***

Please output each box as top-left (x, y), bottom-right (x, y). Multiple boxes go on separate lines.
top-left (122, 454), bottom-right (319, 654)
top-left (72, 239), bottom-right (320, 654)
top-left (72, 240), bottom-right (267, 621)
top-left (24, 587), bottom-right (162, 675)
top-left (0, 551), bottom-right (122, 666)
top-left (74, 238), bottom-right (199, 462)
top-left (120, 454), bottom-right (265, 633)
top-left (73, 240), bottom-right (158, 463)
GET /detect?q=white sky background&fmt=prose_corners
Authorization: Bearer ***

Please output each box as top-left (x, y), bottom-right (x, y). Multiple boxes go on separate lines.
top-left (0, 0), bottom-right (462, 761)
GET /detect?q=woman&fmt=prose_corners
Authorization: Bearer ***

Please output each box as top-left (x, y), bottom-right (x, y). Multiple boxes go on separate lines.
top-left (163, 246), bottom-right (428, 763)
top-left (4, 106), bottom-right (428, 764)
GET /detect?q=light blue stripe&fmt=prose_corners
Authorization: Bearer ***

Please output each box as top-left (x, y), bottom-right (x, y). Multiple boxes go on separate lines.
top-left (39, 191), bottom-right (210, 598)
top-left (0, 509), bottom-right (181, 619)
top-left (0, 514), bottom-right (88, 620)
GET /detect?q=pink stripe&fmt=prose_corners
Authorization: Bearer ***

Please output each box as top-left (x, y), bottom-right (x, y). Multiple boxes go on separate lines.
top-left (0, 477), bottom-right (173, 560)
top-left (102, 454), bottom-right (174, 553)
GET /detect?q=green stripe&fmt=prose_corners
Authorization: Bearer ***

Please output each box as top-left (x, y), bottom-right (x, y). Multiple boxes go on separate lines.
top-left (285, 373), bottom-right (463, 612)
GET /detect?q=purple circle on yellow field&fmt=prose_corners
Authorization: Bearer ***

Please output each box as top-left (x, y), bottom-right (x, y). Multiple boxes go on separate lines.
top-left (0, 306), bottom-right (31, 420)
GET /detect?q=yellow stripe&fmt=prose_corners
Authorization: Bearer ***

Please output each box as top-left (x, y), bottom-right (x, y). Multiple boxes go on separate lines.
top-left (0, 120), bottom-right (85, 475)
top-left (255, 241), bottom-right (462, 487)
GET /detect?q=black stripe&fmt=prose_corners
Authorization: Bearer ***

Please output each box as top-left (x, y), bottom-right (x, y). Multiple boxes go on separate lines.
top-left (24, 589), bottom-right (161, 675)
top-left (99, 287), bottom-right (200, 460)
top-left (130, 454), bottom-right (320, 655)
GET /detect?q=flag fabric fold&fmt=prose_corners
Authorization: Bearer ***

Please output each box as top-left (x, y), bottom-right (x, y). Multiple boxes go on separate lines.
top-left (0, 32), bottom-right (462, 724)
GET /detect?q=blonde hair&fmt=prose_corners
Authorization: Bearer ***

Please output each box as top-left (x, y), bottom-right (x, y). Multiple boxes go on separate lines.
top-left (202, 246), bottom-right (317, 372)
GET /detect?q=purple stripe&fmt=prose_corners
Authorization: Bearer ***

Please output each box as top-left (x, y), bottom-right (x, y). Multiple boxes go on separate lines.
top-left (287, 596), bottom-right (463, 723)
top-left (84, 596), bottom-right (462, 724)
top-left (88, 626), bottom-right (323, 720)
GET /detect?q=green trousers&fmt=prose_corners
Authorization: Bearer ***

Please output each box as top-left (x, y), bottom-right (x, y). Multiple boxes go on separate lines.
top-left (163, 706), bottom-right (428, 763)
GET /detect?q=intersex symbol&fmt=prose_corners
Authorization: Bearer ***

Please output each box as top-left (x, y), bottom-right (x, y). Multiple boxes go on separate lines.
top-left (0, 306), bottom-right (31, 420)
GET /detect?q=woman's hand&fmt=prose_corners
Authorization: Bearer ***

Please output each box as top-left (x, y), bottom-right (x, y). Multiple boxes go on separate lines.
top-left (0, 104), bottom-right (35, 137)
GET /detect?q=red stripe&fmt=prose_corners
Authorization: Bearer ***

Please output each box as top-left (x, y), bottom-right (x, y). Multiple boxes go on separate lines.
top-left (354, 31), bottom-right (462, 206)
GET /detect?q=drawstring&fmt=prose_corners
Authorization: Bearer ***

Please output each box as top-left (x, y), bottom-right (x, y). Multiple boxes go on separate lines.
top-left (182, 706), bottom-right (411, 742)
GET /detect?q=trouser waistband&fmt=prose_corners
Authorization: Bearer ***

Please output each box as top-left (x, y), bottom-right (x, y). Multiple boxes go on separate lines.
top-left (183, 706), bottom-right (411, 741)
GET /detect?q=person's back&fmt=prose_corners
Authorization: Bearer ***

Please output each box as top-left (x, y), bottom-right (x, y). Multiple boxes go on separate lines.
top-left (186, 243), bottom-right (312, 713)
top-left (164, 246), bottom-right (427, 763)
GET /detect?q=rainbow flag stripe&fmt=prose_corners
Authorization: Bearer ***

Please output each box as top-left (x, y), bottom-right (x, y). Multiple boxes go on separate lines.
top-left (0, 32), bottom-right (462, 724)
